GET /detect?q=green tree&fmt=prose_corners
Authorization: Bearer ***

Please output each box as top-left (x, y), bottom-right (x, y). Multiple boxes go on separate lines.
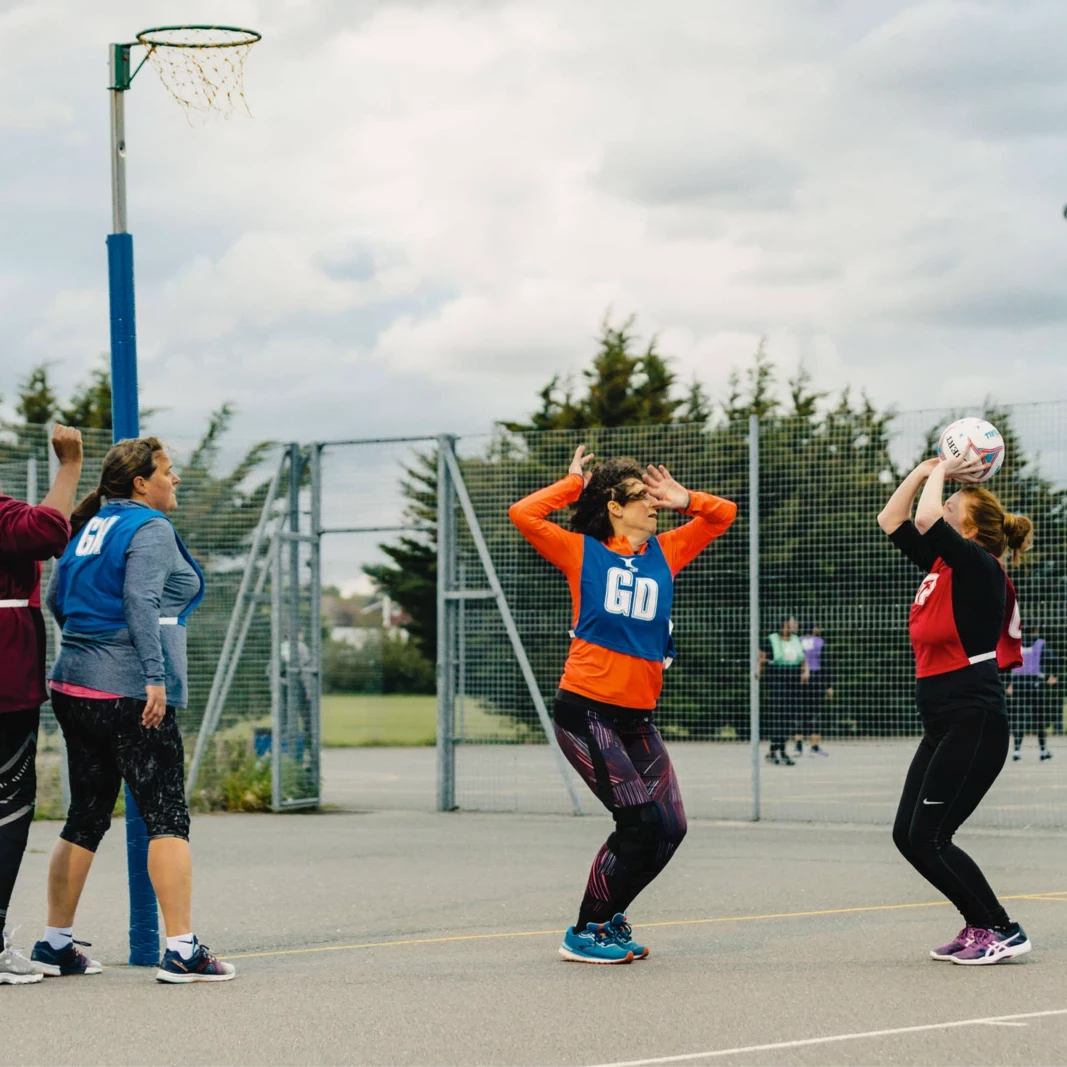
top-left (370, 314), bottom-right (709, 676)
top-left (17, 364), bottom-right (59, 425)
top-left (362, 449), bottom-right (438, 659)
top-left (57, 359), bottom-right (113, 430)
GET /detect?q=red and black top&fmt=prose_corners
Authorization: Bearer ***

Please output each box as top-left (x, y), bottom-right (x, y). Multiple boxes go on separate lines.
top-left (890, 518), bottom-right (1021, 714)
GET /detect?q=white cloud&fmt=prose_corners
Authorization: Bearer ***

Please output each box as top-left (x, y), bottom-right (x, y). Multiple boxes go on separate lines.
top-left (3, 0), bottom-right (1067, 451)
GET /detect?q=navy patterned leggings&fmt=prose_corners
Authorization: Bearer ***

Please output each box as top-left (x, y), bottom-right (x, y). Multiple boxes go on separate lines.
top-left (51, 692), bottom-right (190, 852)
top-left (0, 708), bottom-right (39, 916)
top-left (553, 693), bottom-right (687, 931)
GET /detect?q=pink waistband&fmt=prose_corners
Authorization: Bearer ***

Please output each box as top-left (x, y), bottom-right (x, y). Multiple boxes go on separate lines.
top-left (50, 681), bottom-right (122, 701)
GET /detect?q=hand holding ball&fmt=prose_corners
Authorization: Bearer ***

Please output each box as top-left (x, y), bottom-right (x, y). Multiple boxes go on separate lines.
top-left (937, 417), bottom-right (1005, 483)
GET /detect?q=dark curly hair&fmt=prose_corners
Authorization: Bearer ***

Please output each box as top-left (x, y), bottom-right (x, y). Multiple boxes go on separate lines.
top-left (570, 457), bottom-right (647, 541)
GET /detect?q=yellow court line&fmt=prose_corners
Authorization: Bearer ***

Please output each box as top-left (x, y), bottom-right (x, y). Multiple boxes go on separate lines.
top-left (221, 890), bottom-right (1067, 961)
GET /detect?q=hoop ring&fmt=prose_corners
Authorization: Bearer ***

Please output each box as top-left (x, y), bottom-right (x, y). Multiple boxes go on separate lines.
top-left (136, 25), bottom-right (261, 49)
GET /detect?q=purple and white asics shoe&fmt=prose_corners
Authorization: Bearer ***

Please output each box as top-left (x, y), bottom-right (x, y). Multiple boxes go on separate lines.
top-left (950, 924), bottom-right (1031, 965)
top-left (930, 927), bottom-right (976, 961)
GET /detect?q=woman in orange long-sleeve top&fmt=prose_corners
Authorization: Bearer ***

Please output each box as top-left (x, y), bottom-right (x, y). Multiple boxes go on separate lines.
top-left (509, 444), bottom-right (737, 964)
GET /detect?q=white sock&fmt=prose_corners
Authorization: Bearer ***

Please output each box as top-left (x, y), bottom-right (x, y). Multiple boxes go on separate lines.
top-left (44, 926), bottom-right (73, 951)
top-left (167, 933), bottom-right (197, 961)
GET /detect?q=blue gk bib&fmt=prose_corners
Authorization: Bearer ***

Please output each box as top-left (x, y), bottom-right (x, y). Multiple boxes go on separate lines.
top-left (53, 503), bottom-right (205, 632)
top-left (572, 536), bottom-right (675, 664)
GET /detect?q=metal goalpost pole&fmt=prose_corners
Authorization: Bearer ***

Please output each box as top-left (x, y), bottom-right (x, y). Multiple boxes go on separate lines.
top-left (108, 40), bottom-right (159, 968)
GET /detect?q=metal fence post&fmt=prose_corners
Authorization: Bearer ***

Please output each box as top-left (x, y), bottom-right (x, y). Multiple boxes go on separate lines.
top-left (308, 444), bottom-right (323, 803)
top-left (270, 534), bottom-right (282, 811)
top-left (436, 435), bottom-right (457, 811)
top-left (749, 413), bottom-right (761, 822)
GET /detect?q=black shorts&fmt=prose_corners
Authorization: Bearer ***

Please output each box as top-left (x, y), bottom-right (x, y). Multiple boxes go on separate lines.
top-left (51, 692), bottom-right (190, 852)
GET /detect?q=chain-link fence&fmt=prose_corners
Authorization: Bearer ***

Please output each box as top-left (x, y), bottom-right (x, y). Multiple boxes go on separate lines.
top-left (10, 397), bottom-right (1066, 828)
top-left (0, 421), bottom-right (285, 814)
top-left (418, 401), bottom-right (1067, 827)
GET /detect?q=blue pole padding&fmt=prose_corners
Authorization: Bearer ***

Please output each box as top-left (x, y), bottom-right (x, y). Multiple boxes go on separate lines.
top-left (107, 230), bottom-right (160, 965)
top-left (124, 787), bottom-right (160, 966)
top-left (107, 233), bottom-right (140, 441)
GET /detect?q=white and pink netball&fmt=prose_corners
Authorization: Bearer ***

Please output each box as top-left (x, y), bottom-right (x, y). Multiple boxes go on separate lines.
top-left (937, 417), bottom-right (1006, 483)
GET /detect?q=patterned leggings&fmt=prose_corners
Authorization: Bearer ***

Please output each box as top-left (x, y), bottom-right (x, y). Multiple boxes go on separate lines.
top-left (0, 708), bottom-right (39, 916)
top-left (553, 694), bottom-right (687, 930)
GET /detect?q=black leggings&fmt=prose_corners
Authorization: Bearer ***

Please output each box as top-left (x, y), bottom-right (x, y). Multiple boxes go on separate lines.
top-left (1011, 679), bottom-right (1049, 749)
top-left (0, 708), bottom-right (39, 917)
top-left (51, 692), bottom-right (190, 852)
top-left (893, 706), bottom-right (1011, 929)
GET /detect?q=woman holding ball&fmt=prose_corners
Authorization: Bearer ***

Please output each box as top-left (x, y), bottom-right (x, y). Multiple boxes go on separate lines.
top-left (510, 446), bottom-right (737, 963)
top-left (878, 442), bottom-right (1033, 965)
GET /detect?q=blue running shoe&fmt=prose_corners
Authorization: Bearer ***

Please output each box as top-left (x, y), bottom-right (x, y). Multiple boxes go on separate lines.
top-left (156, 938), bottom-right (235, 983)
top-left (31, 939), bottom-right (101, 977)
top-left (559, 924), bottom-right (634, 964)
top-left (607, 913), bottom-right (649, 959)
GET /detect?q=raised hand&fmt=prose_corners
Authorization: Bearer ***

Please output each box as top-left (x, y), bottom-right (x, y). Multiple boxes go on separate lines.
top-left (643, 464), bottom-right (691, 511)
top-left (568, 444), bottom-right (596, 485)
top-left (51, 424), bottom-right (83, 467)
top-left (940, 445), bottom-right (985, 484)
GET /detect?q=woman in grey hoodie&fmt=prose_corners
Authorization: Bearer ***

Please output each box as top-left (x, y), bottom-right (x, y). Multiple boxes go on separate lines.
top-left (37, 437), bottom-right (234, 984)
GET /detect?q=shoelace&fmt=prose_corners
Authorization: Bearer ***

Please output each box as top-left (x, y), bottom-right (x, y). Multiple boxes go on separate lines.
top-left (968, 928), bottom-right (999, 950)
top-left (611, 920), bottom-right (634, 944)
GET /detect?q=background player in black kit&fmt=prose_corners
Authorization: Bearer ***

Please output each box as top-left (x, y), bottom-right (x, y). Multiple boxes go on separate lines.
top-left (878, 452), bottom-right (1033, 965)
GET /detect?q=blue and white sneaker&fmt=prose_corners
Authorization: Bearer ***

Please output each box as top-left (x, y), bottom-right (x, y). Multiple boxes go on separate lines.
top-left (31, 939), bottom-right (102, 976)
top-left (607, 913), bottom-right (649, 960)
top-left (156, 938), bottom-right (235, 983)
top-left (559, 923), bottom-right (634, 964)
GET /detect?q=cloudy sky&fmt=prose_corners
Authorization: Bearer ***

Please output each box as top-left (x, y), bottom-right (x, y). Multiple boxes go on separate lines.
top-left (3, 0), bottom-right (1067, 459)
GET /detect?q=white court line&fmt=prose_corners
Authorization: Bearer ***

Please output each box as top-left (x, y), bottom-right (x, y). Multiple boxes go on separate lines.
top-left (586, 1009), bottom-right (1067, 1067)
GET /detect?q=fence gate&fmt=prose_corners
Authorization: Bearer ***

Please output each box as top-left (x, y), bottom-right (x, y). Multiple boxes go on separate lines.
top-left (269, 444), bottom-right (322, 810)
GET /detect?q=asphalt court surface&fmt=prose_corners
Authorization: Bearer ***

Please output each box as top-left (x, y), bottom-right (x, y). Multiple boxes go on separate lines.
top-left (322, 738), bottom-right (1067, 828)
top-left (5, 810), bottom-right (1067, 1066)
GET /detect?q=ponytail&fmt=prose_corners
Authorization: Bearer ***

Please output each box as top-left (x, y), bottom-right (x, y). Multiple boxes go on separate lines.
top-left (1003, 512), bottom-right (1035, 565)
top-left (70, 488), bottom-right (103, 536)
top-left (959, 485), bottom-right (1034, 565)
top-left (69, 436), bottom-right (164, 537)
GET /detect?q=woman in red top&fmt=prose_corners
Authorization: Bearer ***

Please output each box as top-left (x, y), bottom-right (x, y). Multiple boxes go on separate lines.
top-left (879, 451), bottom-right (1033, 965)
top-left (0, 426), bottom-right (82, 984)
top-left (510, 445), bottom-right (736, 963)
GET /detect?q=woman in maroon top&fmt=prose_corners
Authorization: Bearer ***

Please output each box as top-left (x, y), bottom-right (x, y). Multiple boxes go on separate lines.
top-left (0, 426), bottom-right (82, 984)
top-left (879, 451), bottom-right (1033, 966)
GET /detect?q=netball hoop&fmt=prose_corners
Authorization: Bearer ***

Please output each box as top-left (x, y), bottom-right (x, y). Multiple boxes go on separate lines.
top-left (130, 25), bottom-right (261, 122)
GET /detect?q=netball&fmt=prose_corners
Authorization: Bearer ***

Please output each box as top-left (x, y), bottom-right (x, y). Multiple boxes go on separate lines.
top-left (937, 417), bottom-right (1006, 483)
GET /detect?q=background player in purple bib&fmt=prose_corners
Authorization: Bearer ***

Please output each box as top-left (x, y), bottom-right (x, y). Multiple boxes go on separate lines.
top-left (1008, 628), bottom-right (1057, 762)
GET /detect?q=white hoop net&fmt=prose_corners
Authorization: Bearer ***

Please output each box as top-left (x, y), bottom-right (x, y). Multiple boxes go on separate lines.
top-left (137, 27), bottom-right (259, 124)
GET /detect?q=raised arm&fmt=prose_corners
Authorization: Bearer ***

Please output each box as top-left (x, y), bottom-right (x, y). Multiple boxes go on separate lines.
top-left (507, 445), bottom-right (591, 573)
top-left (39, 425), bottom-right (84, 519)
top-left (877, 459), bottom-right (938, 535)
top-left (643, 464), bottom-right (738, 574)
top-left (915, 451), bottom-right (985, 533)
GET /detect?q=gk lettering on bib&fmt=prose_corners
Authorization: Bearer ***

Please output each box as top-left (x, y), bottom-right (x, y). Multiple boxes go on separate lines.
top-left (74, 516), bottom-right (120, 557)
